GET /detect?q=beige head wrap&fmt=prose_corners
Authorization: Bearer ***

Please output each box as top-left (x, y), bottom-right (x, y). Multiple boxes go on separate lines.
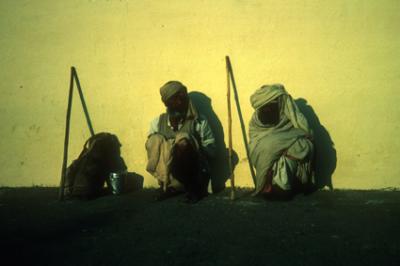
top-left (160, 81), bottom-right (188, 103)
top-left (159, 80), bottom-right (198, 119)
top-left (250, 84), bottom-right (286, 110)
top-left (249, 83), bottom-right (311, 136)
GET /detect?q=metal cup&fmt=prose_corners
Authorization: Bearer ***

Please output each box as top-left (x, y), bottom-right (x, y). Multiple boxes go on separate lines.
top-left (109, 172), bottom-right (124, 195)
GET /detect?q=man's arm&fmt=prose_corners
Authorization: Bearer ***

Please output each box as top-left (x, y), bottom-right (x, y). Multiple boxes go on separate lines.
top-left (148, 116), bottom-right (160, 137)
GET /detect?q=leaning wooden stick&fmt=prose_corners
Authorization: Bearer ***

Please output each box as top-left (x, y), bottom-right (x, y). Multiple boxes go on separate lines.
top-left (59, 67), bottom-right (95, 201)
top-left (72, 67), bottom-right (95, 137)
top-left (59, 67), bottom-right (75, 201)
top-left (225, 56), bottom-right (257, 186)
top-left (226, 57), bottom-right (235, 200)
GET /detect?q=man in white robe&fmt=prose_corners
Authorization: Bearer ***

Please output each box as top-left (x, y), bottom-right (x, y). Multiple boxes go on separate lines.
top-left (249, 84), bottom-right (315, 197)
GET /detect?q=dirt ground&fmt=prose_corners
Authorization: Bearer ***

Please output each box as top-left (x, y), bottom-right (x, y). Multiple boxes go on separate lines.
top-left (0, 187), bottom-right (399, 266)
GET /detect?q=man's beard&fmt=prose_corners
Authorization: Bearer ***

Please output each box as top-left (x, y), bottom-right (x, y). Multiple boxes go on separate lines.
top-left (167, 108), bottom-right (186, 122)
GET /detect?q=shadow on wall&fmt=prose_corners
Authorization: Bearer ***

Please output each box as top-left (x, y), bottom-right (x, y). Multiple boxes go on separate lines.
top-left (295, 98), bottom-right (336, 190)
top-left (189, 91), bottom-right (238, 193)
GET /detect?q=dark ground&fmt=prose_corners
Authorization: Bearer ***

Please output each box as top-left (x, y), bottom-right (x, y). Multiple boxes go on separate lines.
top-left (0, 187), bottom-right (399, 266)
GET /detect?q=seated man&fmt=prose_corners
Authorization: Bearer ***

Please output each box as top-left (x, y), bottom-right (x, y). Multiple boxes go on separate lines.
top-left (248, 84), bottom-right (315, 198)
top-left (146, 81), bottom-right (215, 203)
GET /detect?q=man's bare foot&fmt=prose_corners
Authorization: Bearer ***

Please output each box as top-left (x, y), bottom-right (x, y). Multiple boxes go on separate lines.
top-left (261, 170), bottom-right (274, 195)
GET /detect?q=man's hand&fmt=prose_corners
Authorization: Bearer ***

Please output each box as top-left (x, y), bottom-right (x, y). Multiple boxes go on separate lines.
top-left (169, 116), bottom-right (182, 131)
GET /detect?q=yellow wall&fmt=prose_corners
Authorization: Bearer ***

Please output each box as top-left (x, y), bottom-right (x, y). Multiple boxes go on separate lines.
top-left (1, 0), bottom-right (399, 189)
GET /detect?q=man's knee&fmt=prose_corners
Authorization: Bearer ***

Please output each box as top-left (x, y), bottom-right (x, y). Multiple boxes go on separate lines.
top-left (174, 138), bottom-right (196, 156)
top-left (146, 134), bottom-right (165, 151)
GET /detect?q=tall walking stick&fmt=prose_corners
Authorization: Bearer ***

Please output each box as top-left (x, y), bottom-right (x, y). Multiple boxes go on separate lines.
top-left (225, 56), bottom-right (257, 186)
top-left (59, 67), bottom-right (95, 201)
top-left (226, 57), bottom-right (235, 200)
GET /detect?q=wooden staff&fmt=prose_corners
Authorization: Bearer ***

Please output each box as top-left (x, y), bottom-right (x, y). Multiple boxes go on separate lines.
top-left (225, 56), bottom-right (257, 186)
top-left (73, 67), bottom-right (95, 137)
top-left (58, 67), bottom-right (75, 201)
top-left (226, 57), bottom-right (235, 200)
top-left (59, 67), bottom-right (95, 201)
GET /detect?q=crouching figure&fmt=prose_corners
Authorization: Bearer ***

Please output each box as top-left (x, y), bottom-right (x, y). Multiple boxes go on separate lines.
top-left (146, 81), bottom-right (215, 203)
top-left (249, 84), bottom-right (315, 198)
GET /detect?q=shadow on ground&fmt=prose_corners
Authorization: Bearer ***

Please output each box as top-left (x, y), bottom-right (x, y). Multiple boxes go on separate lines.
top-left (1, 187), bottom-right (399, 266)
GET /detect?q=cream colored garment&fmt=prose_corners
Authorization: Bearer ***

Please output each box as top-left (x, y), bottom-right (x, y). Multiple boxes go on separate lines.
top-left (249, 84), bottom-right (314, 195)
top-left (145, 132), bottom-right (198, 191)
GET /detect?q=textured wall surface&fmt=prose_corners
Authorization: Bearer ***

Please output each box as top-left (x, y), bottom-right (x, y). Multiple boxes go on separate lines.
top-left (0, 0), bottom-right (399, 189)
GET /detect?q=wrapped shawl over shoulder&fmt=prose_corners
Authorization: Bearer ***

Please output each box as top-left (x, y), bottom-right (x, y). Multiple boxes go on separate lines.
top-left (249, 84), bottom-right (314, 195)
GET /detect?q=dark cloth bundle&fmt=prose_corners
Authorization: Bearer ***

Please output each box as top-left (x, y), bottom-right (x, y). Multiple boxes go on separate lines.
top-left (63, 132), bottom-right (127, 199)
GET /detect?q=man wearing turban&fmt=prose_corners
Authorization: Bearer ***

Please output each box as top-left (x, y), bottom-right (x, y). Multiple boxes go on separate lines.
top-left (249, 84), bottom-right (315, 198)
top-left (146, 81), bottom-right (215, 203)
